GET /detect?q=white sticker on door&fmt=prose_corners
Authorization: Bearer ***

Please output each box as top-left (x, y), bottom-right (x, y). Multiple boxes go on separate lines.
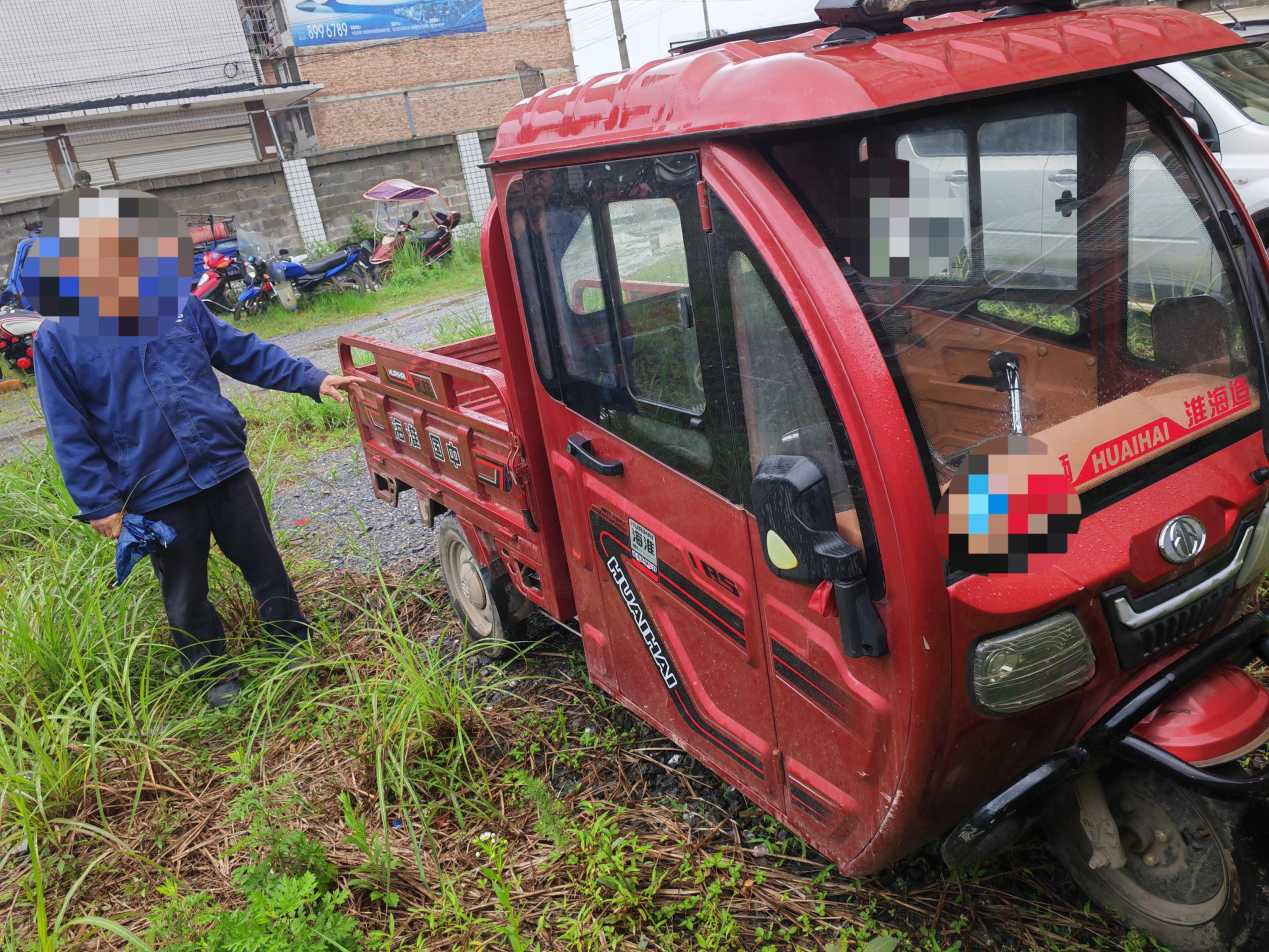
top-left (629, 518), bottom-right (657, 574)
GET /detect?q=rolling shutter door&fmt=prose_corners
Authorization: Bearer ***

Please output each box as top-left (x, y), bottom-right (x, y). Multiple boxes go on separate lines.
top-left (72, 125), bottom-right (258, 184)
top-left (0, 140), bottom-right (62, 202)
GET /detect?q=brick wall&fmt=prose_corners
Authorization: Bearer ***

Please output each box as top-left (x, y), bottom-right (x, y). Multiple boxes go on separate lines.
top-left (0, 130), bottom-right (497, 265)
top-left (298, 0), bottom-right (576, 148)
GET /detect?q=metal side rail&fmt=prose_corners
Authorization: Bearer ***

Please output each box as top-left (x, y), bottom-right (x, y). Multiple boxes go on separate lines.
top-left (942, 610), bottom-right (1269, 868)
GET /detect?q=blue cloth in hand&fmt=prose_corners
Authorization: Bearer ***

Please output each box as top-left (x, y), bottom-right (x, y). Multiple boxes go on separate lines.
top-left (113, 514), bottom-right (177, 588)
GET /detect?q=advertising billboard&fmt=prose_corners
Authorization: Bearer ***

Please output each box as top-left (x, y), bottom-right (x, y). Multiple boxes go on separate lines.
top-left (290, 0), bottom-right (486, 47)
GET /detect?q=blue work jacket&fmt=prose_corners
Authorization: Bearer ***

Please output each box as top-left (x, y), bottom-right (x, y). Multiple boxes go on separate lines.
top-left (33, 298), bottom-right (328, 521)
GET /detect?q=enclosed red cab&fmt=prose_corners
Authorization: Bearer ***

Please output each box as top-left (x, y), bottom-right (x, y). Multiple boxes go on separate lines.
top-left (341, 4), bottom-right (1269, 947)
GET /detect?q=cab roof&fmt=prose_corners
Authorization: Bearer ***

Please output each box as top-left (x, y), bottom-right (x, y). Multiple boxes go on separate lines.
top-left (489, 8), bottom-right (1244, 166)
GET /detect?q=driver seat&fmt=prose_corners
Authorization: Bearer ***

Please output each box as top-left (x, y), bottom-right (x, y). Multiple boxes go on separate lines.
top-left (302, 251), bottom-right (350, 274)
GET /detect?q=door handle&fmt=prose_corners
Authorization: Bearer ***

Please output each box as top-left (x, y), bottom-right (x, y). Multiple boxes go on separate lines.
top-left (567, 433), bottom-right (624, 477)
top-left (944, 170), bottom-right (968, 186)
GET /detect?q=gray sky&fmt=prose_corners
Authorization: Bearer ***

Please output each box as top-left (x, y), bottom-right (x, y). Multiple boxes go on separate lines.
top-left (563, 0), bottom-right (822, 81)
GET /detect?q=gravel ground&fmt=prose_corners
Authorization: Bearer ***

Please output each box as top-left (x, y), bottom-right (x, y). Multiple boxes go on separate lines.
top-left (269, 445), bottom-right (439, 574)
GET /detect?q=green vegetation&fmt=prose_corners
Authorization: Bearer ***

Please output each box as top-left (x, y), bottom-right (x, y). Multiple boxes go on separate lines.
top-left (234, 230), bottom-right (485, 340)
top-left (976, 300), bottom-right (1080, 336)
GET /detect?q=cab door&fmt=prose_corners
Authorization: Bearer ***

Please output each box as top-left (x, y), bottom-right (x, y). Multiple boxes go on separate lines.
top-left (496, 155), bottom-right (782, 807)
top-left (700, 176), bottom-right (908, 864)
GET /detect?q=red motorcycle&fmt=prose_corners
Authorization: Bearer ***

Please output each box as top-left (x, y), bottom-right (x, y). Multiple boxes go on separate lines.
top-left (0, 311), bottom-right (41, 374)
top-left (192, 248), bottom-right (244, 315)
top-left (363, 178), bottom-right (461, 285)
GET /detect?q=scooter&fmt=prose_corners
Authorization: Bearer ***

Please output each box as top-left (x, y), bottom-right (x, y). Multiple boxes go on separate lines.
top-left (363, 178), bottom-right (461, 284)
top-left (0, 311), bottom-right (42, 374)
top-left (192, 248), bottom-right (245, 315)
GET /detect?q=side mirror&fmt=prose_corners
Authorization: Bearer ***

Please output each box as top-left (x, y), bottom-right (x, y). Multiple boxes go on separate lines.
top-left (752, 455), bottom-right (886, 658)
top-left (411, 209), bottom-right (420, 219)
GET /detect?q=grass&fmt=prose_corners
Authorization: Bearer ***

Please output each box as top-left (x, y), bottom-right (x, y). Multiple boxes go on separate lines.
top-left (0, 314), bottom-right (1179, 951)
top-left (233, 227), bottom-right (485, 340)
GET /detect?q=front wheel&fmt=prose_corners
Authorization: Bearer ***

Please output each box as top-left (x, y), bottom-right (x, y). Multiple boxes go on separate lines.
top-left (1044, 762), bottom-right (1269, 952)
top-left (232, 297), bottom-right (262, 323)
top-left (436, 512), bottom-right (533, 659)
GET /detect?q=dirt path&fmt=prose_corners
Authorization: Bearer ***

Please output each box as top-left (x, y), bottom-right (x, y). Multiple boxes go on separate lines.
top-left (0, 290), bottom-right (490, 460)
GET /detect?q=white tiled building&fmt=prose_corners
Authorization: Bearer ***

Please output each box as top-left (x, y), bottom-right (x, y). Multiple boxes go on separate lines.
top-left (0, 0), bottom-right (321, 203)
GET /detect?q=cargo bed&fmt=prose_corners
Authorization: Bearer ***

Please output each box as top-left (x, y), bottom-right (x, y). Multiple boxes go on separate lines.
top-left (338, 332), bottom-right (565, 617)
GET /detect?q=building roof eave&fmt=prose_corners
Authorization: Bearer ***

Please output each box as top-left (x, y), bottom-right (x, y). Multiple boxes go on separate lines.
top-left (0, 83), bottom-right (324, 128)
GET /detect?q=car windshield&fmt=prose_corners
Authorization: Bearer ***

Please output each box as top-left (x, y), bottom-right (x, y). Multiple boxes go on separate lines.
top-left (764, 79), bottom-right (1262, 508)
top-left (1187, 45), bottom-right (1269, 125)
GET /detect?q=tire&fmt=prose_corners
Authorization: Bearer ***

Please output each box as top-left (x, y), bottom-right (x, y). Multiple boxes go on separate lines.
top-left (436, 512), bottom-right (532, 659)
top-left (1044, 761), bottom-right (1269, 952)
top-left (371, 261), bottom-right (393, 286)
top-left (317, 273), bottom-right (364, 296)
top-left (232, 297), bottom-right (261, 322)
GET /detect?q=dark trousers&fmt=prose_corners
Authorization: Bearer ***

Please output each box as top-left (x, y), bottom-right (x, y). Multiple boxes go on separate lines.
top-left (140, 469), bottom-right (309, 670)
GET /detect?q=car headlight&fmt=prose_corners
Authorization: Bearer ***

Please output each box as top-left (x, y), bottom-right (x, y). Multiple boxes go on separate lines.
top-left (971, 610), bottom-right (1096, 715)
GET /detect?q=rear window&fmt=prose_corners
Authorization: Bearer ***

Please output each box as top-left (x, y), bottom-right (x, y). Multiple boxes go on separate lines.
top-left (766, 81), bottom-right (1261, 507)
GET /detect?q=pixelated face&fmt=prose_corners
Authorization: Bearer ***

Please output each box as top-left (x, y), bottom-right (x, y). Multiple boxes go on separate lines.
top-left (935, 435), bottom-right (1082, 576)
top-left (21, 189), bottom-right (192, 341)
top-left (846, 157), bottom-right (966, 278)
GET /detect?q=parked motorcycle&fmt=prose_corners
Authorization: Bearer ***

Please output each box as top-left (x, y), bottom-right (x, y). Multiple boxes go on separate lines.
top-left (0, 311), bottom-right (42, 374)
top-left (192, 247), bottom-right (245, 315)
top-left (0, 220), bottom-right (40, 313)
top-left (232, 245), bottom-right (365, 322)
top-left (363, 178), bottom-right (461, 284)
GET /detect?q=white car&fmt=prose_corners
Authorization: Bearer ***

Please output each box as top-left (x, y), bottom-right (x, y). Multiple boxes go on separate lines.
top-left (1140, 7), bottom-right (1269, 244)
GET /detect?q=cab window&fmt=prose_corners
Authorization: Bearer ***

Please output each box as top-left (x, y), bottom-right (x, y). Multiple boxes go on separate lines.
top-left (707, 195), bottom-right (878, 573)
top-left (765, 80), bottom-right (1261, 510)
top-left (505, 154), bottom-right (737, 501)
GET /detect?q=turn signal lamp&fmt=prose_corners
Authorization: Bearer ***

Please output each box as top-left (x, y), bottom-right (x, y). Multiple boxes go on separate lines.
top-left (971, 611), bottom-right (1096, 715)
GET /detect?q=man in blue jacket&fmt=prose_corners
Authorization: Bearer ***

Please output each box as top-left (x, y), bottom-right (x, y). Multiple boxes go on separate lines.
top-left (31, 189), bottom-right (355, 707)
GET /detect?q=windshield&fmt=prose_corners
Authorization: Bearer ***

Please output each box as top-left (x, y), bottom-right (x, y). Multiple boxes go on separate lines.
top-left (765, 80), bottom-right (1261, 509)
top-left (1187, 45), bottom-right (1269, 125)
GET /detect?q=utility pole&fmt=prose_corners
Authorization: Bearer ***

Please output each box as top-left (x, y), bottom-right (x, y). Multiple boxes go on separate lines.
top-left (701, 0), bottom-right (711, 39)
top-left (609, 0), bottom-right (631, 70)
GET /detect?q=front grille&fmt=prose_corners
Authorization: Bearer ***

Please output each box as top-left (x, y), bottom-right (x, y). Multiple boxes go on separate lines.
top-left (1100, 514), bottom-right (1257, 670)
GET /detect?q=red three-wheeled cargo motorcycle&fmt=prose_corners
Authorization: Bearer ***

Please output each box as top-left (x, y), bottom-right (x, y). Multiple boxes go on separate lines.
top-left (341, 0), bottom-right (1269, 946)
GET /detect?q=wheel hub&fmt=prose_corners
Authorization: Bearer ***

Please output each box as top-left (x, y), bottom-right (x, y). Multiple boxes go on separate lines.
top-left (1090, 769), bottom-right (1230, 926)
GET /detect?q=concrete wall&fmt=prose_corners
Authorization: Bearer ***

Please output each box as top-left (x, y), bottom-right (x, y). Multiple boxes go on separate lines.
top-left (0, 128), bottom-right (496, 265)
top-left (307, 132), bottom-right (481, 246)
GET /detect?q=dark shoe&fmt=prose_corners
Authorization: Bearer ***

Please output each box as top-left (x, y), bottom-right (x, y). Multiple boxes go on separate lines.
top-left (207, 676), bottom-right (242, 709)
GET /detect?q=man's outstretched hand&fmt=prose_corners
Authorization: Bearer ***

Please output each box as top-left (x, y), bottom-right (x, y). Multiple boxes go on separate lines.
top-left (319, 374), bottom-right (358, 403)
top-left (91, 511), bottom-right (124, 540)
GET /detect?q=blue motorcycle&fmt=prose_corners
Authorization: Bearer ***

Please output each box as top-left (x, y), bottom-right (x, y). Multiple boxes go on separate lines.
top-left (0, 220), bottom-right (40, 312)
top-left (232, 244), bottom-right (366, 322)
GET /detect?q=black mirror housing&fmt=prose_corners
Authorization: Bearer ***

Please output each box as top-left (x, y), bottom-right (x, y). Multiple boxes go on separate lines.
top-left (752, 455), bottom-right (885, 658)
top-left (752, 455), bottom-right (863, 583)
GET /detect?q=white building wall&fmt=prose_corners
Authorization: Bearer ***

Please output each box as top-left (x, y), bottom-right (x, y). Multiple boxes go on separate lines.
top-left (0, 0), bottom-right (255, 118)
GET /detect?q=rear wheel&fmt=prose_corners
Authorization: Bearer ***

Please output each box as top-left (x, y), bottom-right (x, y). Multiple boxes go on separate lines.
top-left (1044, 762), bottom-right (1269, 951)
top-left (317, 273), bottom-right (364, 296)
top-left (436, 513), bottom-right (532, 659)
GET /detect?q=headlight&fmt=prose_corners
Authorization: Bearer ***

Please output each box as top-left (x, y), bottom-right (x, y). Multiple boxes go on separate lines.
top-left (971, 611), bottom-right (1096, 715)
top-left (1235, 500), bottom-right (1269, 588)
top-left (244, 260), bottom-right (257, 281)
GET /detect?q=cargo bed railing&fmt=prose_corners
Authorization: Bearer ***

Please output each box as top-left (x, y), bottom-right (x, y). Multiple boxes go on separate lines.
top-left (337, 333), bottom-right (538, 544)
